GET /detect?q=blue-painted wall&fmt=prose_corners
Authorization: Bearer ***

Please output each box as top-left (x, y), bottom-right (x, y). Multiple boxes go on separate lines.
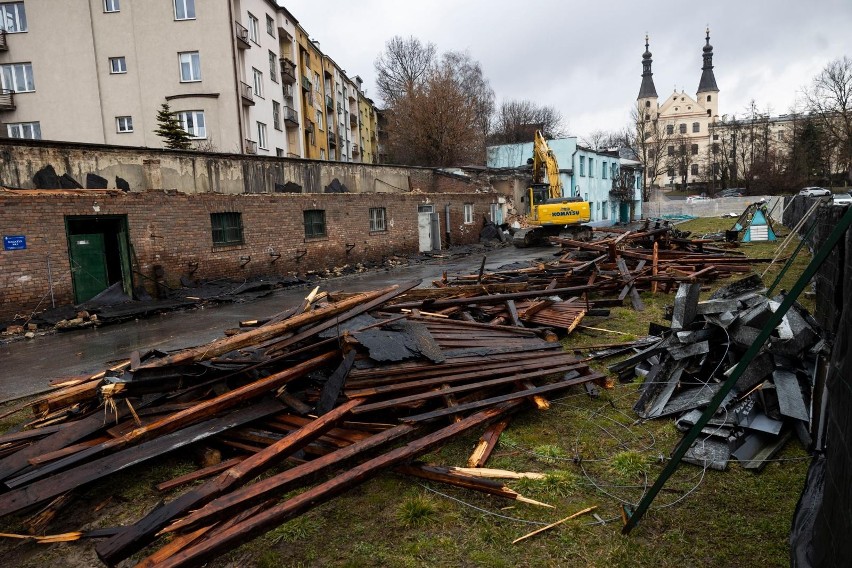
top-left (487, 137), bottom-right (643, 224)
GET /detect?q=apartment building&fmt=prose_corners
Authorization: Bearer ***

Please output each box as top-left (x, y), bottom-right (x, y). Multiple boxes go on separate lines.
top-left (0, 0), bottom-right (379, 162)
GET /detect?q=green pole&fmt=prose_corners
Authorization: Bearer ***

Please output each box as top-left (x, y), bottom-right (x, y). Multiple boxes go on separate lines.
top-left (766, 219), bottom-right (819, 296)
top-left (622, 204), bottom-right (852, 534)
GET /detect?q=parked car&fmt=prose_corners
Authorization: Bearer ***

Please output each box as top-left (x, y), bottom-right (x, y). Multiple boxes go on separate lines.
top-left (799, 187), bottom-right (832, 197)
top-left (686, 195), bottom-right (711, 203)
top-left (715, 188), bottom-right (744, 198)
top-left (833, 193), bottom-right (852, 205)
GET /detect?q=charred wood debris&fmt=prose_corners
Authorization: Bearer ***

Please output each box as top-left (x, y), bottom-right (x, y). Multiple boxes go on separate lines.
top-left (0, 220), bottom-right (819, 564)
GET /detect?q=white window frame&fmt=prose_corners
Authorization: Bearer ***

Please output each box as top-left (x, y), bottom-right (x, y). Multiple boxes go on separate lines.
top-left (247, 13), bottom-right (259, 43)
top-left (177, 110), bottom-right (206, 139)
top-left (103, 0), bottom-right (119, 13)
top-left (115, 116), bottom-right (133, 133)
top-left (0, 62), bottom-right (34, 92)
top-left (266, 14), bottom-right (275, 37)
top-left (252, 67), bottom-right (263, 98)
top-left (179, 51), bottom-right (201, 82)
top-left (463, 203), bottom-right (474, 224)
top-left (109, 56), bottom-right (126, 74)
top-left (369, 207), bottom-right (386, 232)
top-left (6, 121), bottom-right (40, 139)
top-left (316, 109), bottom-right (323, 131)
top-left (257, 122), bottom-right (267, 150)
top-left (268, 50), bottom-right (278, 83)
top-left (272, 100), bottom-right (281, 131)
top-left (173, 0), bottom-right (195, 21)
top-left (0, 2), bottom-right (27, 33)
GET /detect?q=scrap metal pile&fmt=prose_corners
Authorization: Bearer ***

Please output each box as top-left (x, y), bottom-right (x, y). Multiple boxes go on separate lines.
top-left (0, 281), bottom-right (606, 566)
top-left (611, 274), bottom-right (821, 471)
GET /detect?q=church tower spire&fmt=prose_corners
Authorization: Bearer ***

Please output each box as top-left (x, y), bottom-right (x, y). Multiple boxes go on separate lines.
top-left (637, 34), bottom-right (658, 100)
top-left (697, 27), bottom-right (719, 93)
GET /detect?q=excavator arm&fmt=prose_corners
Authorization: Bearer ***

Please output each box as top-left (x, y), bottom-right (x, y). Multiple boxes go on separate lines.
top-left (532, 130), bottom-right (563, 199)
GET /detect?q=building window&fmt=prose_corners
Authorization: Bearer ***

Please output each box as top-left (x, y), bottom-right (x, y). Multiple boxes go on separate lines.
top-left (691, 164), bottom-right (699, 176)
top-left (276, 148), bottom-right (284, 157)
top-left (0, 3), bottom-right (27, 33)
top-left (666, 124), bottom-right (674, 135)
top-left (251, 68), bottom-right (263, 97)
top-left (648, 148), bottom-right (656, 160)
top-left (713, 133), bottom-right (719, 141)
top-left (103, 0), bottom-right (119, 12)
top-left (712, 143), bottom-right (719, 154)
top-left (692, 122), bottom-right (700, 133)
top-left (269, 51), bottom-right (278, 83)
top-left (602, 162), bottom-right (607, 179)
top-left (115, 116), bottom-right (133, 133)
top-left (173, 0), bottom-right (195, 20)
top-left (304, 209), bottom-right (326, 239)
top-left (611, 164), bottom-right (618, 179)
top-left (272, 100), bottom-right (281, 130)
top-left (602, 201), bottom-right (608, 220)
top-left (257, 121), bottom-right (267, 149)
top-left (0, 62), bottom-right (33, 92)
top-left (179, 51), bottom-right (201, 82)
top-left (266, 14), bottom-right (275, 36)
top-left (679, 144), bottom-right (686, 156)
top-left (707, 109), bottom-right (711, 116)
top-left (579, 156), bottom-right (585, 176)
top-left (211, 212), bottom-right (243, 246)
top-left (667, 145), bottom-right (674, 156)
top-left (679, 123), bottom-right (686, 134)
top-left (6, 121), bottom-right (40, 139)
top-left (707, 95), bottom-right (712, 102)
top-left (691, 144), bottom-right (698, 155)
top-left (316, 109), bottom-right (323, 131)
top-left (588, 158), bottom-right (594, 178)
top-left (369, 207), bottom-right (386, 232)
top-left (247, 13), bottom-right (259, 43)
top-left (778, 131), bottom-right (785, 141)
top-left (109, 56), bottom-right (126, 74)
top-left (463, 203), bottom-right (474, 224)
top-left (177, 110), bottom-right (205, 138)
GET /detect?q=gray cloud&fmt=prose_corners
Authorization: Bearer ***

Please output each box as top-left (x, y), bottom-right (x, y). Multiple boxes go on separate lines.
top-left (282, 0), bottom-right (852, 136)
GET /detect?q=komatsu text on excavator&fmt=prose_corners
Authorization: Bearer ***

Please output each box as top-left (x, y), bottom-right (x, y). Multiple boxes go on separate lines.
top-left (512, 131), bottom-right (592, 247)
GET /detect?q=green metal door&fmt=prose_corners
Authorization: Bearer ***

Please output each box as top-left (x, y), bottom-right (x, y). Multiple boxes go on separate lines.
top-left (69, 233), bottom-right (108, 303)
top-left (620, 203), bottom-right (630, 223)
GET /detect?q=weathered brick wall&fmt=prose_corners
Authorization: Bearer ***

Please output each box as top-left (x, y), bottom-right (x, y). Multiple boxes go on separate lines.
top-left (0, 139), bottom-right (487, 196)
top-left (785, 195), bottom-right (852, 566)
top-left (0, 190), bottom-right (499, 321)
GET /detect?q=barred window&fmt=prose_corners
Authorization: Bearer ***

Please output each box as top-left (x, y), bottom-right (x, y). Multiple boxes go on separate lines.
top-left (304, 209), bottom-right (326, 239)
top-left (369, 207), bottom-right (386, 232)
top-left (211, 212), bottom-right (243, 245)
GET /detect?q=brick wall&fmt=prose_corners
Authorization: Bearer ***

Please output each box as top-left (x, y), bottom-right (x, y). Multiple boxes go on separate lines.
top-left (0, 190), bottom-right (499, 321)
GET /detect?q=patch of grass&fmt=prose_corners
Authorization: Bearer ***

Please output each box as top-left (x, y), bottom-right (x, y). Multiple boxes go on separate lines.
top-left (264, 515), bottom-right (323, 545)
top-left (610, 450), bottom-right (650, 479)
top-left (531, 443), bottom-right (568, 464)
top-left (516, 469), bottom-right (580, 498)
top-left (396, 494), bottom-right (437, 528)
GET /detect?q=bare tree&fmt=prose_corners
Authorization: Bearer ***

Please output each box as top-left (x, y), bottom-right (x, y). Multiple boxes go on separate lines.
top-left (804, 56), bottom-right (852, 184)
top-left (374, 36), bottom-right (436, 106)
top-left (629, 102), bottom-right (671, 201)
top-left (490, 99), bottom-right (567, 143)
top-left (383, 49), bottom-right (495, 167)
top-left (582, 129), bottom-right (631, 151)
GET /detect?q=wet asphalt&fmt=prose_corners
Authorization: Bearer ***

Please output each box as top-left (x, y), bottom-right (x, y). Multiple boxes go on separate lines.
top-left (0, 246), bottom-right (552, 401)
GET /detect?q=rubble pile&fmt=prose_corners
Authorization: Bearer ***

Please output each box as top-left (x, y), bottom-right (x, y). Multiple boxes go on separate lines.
top-left (612, 274), bottom-right (821, 471)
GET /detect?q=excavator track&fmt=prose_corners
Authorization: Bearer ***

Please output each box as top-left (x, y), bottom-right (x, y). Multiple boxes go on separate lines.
top-left (512, 227), bottom-right (545, 247)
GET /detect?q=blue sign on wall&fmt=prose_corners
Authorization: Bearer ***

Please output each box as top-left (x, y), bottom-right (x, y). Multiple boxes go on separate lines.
top-left (3, 235), bottom-right (26, 250)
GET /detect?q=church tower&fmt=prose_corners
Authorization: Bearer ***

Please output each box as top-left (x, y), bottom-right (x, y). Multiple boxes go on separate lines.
top-left (696, 28), bottom-right (719, 117)
top-left (637, 35), bottom-right (658, 120)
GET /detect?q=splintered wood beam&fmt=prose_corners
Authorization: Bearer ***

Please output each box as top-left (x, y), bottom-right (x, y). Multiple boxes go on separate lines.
top-left (467, 418), bottom-right (510, 468)
top-left (95, 399), bottom-right (362, 566)
top-left (138, 287), bottom-right (396, 368)
top-left (150, 401), bottom-right (524, 568)
top-left (0, 400), bottom-right (285, 519)
top-left (8, 352), bottom-right (337, 489)
top-left (316, 350), bottom-right (357, 415)
top-left (155, 457), bottom-right (246, 493)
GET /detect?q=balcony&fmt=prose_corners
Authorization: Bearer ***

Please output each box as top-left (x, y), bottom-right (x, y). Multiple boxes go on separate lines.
top-left (303, 90), bottom-right (313, 107)
top-left (352, 144), bottom-right (360, 155)
top-left (301, 74), bottom-right (311, 92)
top-left (325, 94), bottom-right (334, 111)
top-left (349, 113), bottom-right (358, 128)
top-left (245, 139), bottom-right (257, 154)
top-left (0, 30), bottom-right (7, 52)
top-left (239, 81), bottom-right (255, 106)
top-left (0, 89), bottom-right (14, 111)
top-left (234, 21), bottom-right (250, 49)
top-left (328, 132), bottom-right (337, 147)
top-left (283, 106), bottom-right (299, 127)
top-left (287, 152), bottom-right (300, 159)
top-left (280, 58), bottom-right (296, 84)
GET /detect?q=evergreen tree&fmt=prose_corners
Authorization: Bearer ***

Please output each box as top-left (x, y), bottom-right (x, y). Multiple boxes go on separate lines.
top-left (154, 102), bottom-right (191, 150)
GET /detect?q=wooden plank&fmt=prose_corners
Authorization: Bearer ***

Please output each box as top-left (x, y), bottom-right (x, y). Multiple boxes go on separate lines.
top-left (148, 402), bottom-right (524, 568)
top-left (96, 399), bottom-right (364, 565)
top-left (505, 300), bottom-right (522, 327)
top-left (316, 349), bottom-right (357, 415)
top-left (467, 418), bottom-right (510, 468)
top-left (616, 257), bottom-right (645, 312)
top-left (155, 457), bottom-right (246, 492)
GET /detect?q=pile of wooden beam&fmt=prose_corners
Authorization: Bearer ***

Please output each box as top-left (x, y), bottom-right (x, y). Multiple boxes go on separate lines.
top-left (0, 281), bottom-right (606, 566)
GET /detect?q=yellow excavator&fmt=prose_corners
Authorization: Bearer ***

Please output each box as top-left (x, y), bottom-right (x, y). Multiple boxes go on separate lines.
top-left (513, 130), bottom-right (592, 247)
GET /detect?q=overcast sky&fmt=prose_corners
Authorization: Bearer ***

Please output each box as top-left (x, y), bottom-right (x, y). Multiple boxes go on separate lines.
top-left (282, 0), bottom-right (852, 139)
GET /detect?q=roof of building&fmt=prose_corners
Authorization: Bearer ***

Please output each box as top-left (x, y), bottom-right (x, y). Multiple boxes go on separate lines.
top-left (638, 35), bottom-right (658, 99)
top-left (697, 28), bottom-right (719, 93)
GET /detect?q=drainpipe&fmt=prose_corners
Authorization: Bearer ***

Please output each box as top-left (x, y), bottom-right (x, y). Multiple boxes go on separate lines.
top-left (570, 146), bottom-right (579, 197)
top-left (227, 1), bottom-right (244, 154)
top-left (444, 203), bottom-right (451, 246)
